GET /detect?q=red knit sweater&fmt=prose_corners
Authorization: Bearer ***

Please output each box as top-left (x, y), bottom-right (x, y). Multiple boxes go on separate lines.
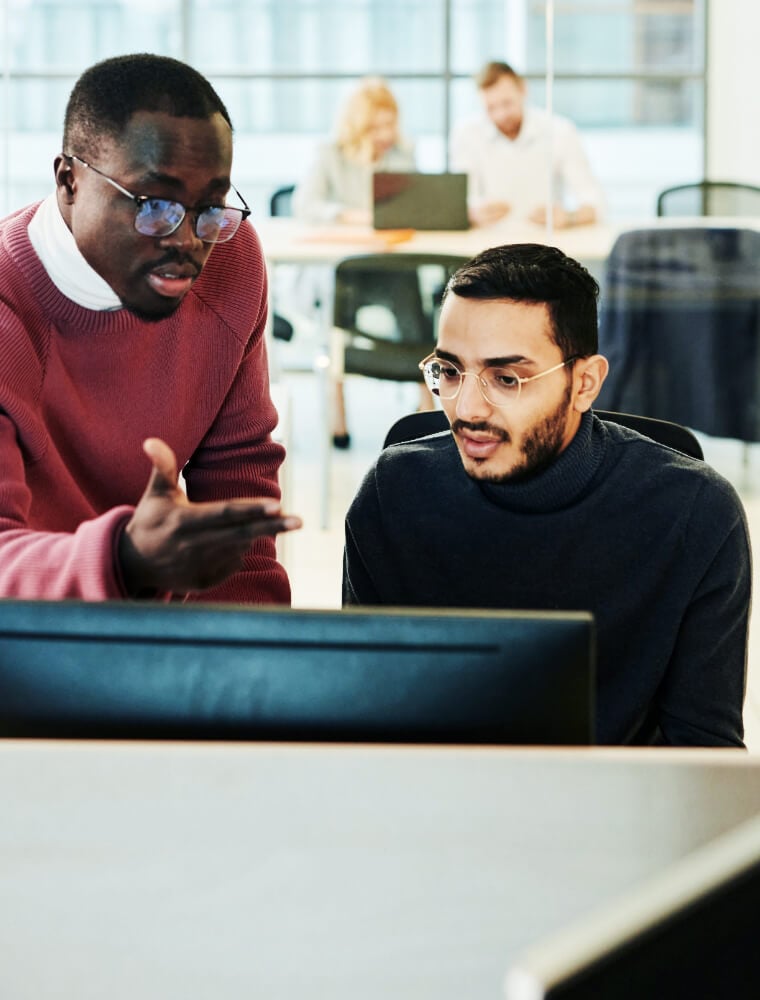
top-left (0, 203), bottom-right (291, 604)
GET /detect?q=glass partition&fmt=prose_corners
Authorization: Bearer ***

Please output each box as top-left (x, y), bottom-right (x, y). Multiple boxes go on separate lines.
top-left (0, 0), bottom-right (706, 219)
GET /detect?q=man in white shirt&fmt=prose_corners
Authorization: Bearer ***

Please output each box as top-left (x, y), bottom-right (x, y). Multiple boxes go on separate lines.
top-left (450, 61), bottom-right (605, 228)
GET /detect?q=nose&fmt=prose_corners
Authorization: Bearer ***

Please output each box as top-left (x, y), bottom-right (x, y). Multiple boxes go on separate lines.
top-left (455, 371), bottom-right (492, 422)
top-left (158, 212), bottom-right (203, 251)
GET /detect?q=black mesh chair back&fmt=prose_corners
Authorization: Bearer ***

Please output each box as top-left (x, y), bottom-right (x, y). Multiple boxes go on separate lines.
top-left (268, 184), bottom-right (297, 341)
top-left (270, 184), bottom-right (295, 217)
top-left (596, 226), bottom-right (760, 442)
top-left (656, 181), bottom-right (760, 217)
top-left (383, 408), bottom-right (704, 460)
top-left (333, 253), bottom-right (468, 382)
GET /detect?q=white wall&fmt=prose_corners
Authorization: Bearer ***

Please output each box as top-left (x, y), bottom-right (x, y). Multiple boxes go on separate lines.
top-left (706, 0), bottom-right (760, 184)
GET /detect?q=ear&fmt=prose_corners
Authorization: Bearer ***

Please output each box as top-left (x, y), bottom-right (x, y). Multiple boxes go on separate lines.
top-left (54, 155), bottom-right (76, 205)
top-left (572, 354), bottom-right (609, 414)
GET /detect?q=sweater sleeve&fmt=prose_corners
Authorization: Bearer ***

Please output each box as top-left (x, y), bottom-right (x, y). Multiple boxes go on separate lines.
top-left (654, 482), bottom-right (751, 748)
top-left (181, 254), bottom-right (291, 607)
top-left (0, 413), bottom-right (133, 599)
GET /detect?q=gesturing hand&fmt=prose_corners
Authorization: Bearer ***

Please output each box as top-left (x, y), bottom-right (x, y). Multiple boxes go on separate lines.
top-left (118, 438), bottom-right (302, 596)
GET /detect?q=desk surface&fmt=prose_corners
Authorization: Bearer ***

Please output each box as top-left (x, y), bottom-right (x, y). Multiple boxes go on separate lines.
top-left (255, 215), bottom-right (760, 267)
top-left (2, 741), bottom-right (759, 1000)
top-left (256, 216), bottom-right (621, 265)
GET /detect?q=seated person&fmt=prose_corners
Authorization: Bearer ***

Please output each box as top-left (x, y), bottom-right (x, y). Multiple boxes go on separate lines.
top-left (292, 75), bottom-right (415, 225)
top-left (292, 77), bottom-right (427, 447)
top-left (342, 243), bottom-right (750, 747)
top-left (450, 61), bottom-right (605, 228)
top-left (0, 53), bottom-right (301, 602)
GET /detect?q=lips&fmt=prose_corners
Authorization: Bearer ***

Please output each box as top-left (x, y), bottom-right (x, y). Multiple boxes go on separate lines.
top-left (458, 429), bottom-right (505, 460)
top-left (145, 263), bottom-right (199, 299)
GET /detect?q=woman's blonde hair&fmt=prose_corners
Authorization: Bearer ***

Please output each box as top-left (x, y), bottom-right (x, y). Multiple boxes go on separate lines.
top-left (335, 77), bottom-right (400, 164)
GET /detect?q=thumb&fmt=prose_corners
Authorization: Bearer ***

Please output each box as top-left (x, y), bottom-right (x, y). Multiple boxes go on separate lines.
top-left (142, 437), bottom-right (180, 495)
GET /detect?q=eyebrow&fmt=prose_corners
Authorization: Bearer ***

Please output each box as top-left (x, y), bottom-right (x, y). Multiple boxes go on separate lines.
top-left (435, 347), bottom-right (534, 368)
top-left (133, 169), bottom-right (230, 197)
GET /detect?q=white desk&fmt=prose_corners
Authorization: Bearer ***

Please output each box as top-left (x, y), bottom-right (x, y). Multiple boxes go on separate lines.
top-left (257, 214), bottom-right (760, 267)
top-left (2, 740), bottom-right (759, 1000)
top-left (255, 216), bottom-right (625, 268)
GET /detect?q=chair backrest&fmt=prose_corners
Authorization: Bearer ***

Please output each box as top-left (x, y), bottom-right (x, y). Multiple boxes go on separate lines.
top-left (656, 181), bottom-right (760, 217)
top-left (596, 226), bottom-right (760, 442)
top-left (270, 184), bottom-right (295, 217)
top-left (333, 253), bottom-right (469, 383)
top-left (383, 408), bottom-right (704, 459)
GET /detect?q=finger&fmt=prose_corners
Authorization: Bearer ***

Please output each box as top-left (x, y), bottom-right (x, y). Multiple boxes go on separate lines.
top-left (142, 437), bottom-right (180, 494)
top-left (175, 500), bottom-right (301, 534)
top-left (172, 519), bottom-right (303, 575)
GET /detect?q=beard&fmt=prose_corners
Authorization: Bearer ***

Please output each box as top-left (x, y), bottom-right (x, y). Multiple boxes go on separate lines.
top-left (456, 380), bottom-right (573, 485)
top-left (122, 296), bottom-right (183, 322)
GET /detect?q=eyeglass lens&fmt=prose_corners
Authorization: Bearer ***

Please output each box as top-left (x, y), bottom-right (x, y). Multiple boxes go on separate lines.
top-left (134, 199), bottom-right (244, 243)
top-left (422, 359), bottom-right (523, 406)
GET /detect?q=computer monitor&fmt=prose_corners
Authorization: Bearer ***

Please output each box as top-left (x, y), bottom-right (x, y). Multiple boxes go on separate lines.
top-left (0, 600), bottom-right (594, 744)
top-left (504, 813), bottom-right (760, 999)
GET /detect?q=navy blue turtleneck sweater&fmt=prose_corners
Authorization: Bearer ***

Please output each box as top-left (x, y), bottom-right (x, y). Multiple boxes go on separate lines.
top-left (343, 412), bottom-right (750, 746)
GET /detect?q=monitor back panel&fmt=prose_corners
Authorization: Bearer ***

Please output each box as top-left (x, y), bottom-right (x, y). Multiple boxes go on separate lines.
top-left (0, 600), bottom-right (594, 744)
top-left (373, 172), bottom-right (469, 230)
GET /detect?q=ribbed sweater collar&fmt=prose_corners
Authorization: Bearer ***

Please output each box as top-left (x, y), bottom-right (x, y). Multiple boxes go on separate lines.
top-left (3, 205), bottom-right (156, 335)
top-left (477, 410), bottom-right (606, 513)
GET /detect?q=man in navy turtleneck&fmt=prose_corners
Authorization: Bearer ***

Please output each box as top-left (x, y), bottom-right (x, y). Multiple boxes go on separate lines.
top-left (342, 243), bottom-right (751, 747)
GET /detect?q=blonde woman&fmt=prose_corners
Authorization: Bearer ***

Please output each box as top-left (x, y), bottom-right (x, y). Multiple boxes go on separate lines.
top-left (293, 78), bottom-right (419, 447)
top-left (293, 77), bottom-right (416, 225)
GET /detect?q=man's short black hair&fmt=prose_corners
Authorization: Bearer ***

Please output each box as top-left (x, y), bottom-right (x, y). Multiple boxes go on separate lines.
top-left (63, 53), bottom-right (233, 155)
top-left (444, 243), bottom-right (600, 358)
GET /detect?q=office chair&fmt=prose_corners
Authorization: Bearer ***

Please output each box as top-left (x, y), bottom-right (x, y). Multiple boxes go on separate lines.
top-left (332, 250), bottom-right (469, 389)
top-left (596, 226), bottom-right (760, 443)
top-left (383, 407), bottom-right (704, 460)
top-left (270, 184), bottom-right (295, 218)
top-left (656, 181), bottom-right (760, 217)
top-left (268, 184), bottom-right (298, 343)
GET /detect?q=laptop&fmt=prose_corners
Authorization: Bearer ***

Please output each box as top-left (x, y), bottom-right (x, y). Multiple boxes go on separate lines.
top-left (373, 171), bottom-right (469, 231)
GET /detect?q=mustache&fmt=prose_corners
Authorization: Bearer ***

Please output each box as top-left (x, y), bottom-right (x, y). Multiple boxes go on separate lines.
top-left (139, 252), bottom-right (201, 279)
top-left (452, 419), bottom-right (511, 442)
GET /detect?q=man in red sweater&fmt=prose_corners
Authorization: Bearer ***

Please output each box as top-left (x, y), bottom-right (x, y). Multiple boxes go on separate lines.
top-left (0, 54), bottom-right (301, 602)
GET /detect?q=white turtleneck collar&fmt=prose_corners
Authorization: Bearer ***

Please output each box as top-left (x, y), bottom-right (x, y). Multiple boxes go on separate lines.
top-left (28, 193), bottom-right (123, 311)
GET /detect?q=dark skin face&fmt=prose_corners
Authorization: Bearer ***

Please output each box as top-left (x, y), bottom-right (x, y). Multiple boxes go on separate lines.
top-left (55, 110), bottom-right (233, 319)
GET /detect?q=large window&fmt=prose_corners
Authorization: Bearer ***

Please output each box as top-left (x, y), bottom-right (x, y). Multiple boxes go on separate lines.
top-left (0, 0), bottom-right (705, 219)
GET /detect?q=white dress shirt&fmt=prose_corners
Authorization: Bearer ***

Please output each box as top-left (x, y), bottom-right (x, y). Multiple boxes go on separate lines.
top-left (449, 107), bottom-right (605, 220)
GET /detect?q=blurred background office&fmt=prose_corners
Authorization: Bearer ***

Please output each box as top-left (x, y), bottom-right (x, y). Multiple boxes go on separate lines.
top-left (1, 0), bottom-right (756, 222)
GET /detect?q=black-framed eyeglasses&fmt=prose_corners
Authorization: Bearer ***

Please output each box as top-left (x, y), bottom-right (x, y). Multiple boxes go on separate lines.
top-left (63, 153), bottom-right (251, 244)
top-left (419, 352), bottom-right (580, 407)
